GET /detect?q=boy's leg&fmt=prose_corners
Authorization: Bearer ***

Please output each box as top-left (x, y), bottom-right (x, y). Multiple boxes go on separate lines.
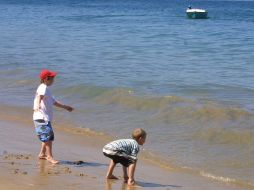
top-left (45, 141), bottom-right (59, 164)
top-left (122, 166), bottom-right (128, 182)
top-left (38, 142), bottom-right (47, 159)
top-left (106, 160), bottom-right (118, 179)
top-left (127, 162), bottom-right (137, 186)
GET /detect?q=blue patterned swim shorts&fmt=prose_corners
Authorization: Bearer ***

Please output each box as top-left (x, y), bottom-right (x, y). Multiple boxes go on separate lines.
top-left (34, 120), bottom-right (54, 142)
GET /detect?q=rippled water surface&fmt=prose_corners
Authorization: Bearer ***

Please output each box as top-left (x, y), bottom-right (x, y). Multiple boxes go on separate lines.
top-left (0, 0), bottom-right (254, 187)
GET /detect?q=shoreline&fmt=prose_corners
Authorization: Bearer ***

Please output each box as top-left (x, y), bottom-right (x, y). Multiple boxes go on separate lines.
top-left (0, 104), bottom-right (250, 190)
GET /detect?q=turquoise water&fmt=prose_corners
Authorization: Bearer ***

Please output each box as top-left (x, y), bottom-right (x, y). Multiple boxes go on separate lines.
top-left (0, 0), bottom-right (254, 188)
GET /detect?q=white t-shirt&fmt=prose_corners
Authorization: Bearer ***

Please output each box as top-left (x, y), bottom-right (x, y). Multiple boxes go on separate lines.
top-left (33, 83), bottom-right (56, 122)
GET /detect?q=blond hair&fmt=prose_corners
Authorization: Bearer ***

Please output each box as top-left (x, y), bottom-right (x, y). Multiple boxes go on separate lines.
top-left (132, 128), bottom-right (147, 140)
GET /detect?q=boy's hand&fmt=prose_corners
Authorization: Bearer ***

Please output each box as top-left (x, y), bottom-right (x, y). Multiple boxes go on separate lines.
top-left (34, 105), bottom-right (41, 112)
top-left (124, 176), bottom-right (129, 183)
top-left (65, 105), bottom-right (74, 112)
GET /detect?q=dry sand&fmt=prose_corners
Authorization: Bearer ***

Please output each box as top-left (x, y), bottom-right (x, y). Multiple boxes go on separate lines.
top-left (0, 104), bottom-right (249, 190)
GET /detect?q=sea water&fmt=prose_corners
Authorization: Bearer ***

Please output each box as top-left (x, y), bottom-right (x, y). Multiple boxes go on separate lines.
top-left (0, 0), bottom-right (254, 188)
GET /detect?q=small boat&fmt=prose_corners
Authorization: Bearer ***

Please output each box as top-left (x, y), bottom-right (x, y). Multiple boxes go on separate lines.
top-left (186, 6), bottom-right (208, 19)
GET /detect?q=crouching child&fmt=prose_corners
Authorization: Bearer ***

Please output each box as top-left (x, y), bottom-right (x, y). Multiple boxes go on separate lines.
top-left (103, 128), bottom-right (147, 186)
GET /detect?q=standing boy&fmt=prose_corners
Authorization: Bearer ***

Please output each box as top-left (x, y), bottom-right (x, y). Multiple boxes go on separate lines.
top-left (103, 128), bottom-right (147, 186)
top-left (33, 69), bottom-right (74, 164)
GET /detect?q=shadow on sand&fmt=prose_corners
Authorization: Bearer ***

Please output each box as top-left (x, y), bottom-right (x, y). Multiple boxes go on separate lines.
top-left (59, 160), bottom-right (107, 167)
top-left (137, 181), bottom-right (182, 188)
top-left (105, 180), bottom-right (182, 190)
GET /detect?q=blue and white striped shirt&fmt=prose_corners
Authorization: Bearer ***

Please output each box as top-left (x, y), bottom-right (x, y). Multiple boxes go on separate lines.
top-left (103, 139), bottom-right (140, 161)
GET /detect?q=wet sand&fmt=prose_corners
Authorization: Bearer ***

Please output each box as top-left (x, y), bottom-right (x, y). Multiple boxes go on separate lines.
top-left (0, 104), bottom-right (249, 190)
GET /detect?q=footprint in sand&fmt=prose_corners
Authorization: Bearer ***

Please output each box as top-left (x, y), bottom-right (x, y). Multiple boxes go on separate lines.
top-left (13, 169), bottom-right (28, 175)
top-left (14, 169), bottom-right (19, 174)
top-left (3, 153), bottom-right (32, 160)
top-left (64, 167), bottom-right (72, 174)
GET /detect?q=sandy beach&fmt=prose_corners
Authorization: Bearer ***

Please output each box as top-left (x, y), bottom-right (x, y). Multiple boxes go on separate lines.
top-left (0, 104), bottom-right (250, 190)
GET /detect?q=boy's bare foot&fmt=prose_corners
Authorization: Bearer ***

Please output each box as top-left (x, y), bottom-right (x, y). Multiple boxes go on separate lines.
top-left (106, 174), bottom-right (119, 179)
top-left (46, 157), bottom-right (59, 164)
top-left (38, 154), bottom-right (47, 160)
top-left (127, 179), bottom-right (136, 186)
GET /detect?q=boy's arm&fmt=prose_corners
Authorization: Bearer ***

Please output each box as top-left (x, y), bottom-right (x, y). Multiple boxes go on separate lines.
top-left (130, 146), bottom-right (140, 160)
top-left (34, 95), bottom-right (44, 111)
top-left (54, 101), bottom-right (74, 112)
top-left (127, 162), bottom-right (137, 186)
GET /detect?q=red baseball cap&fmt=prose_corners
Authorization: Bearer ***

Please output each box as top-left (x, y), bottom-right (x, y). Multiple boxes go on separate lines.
top-left (40, 69), bottom-right (57, 80)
